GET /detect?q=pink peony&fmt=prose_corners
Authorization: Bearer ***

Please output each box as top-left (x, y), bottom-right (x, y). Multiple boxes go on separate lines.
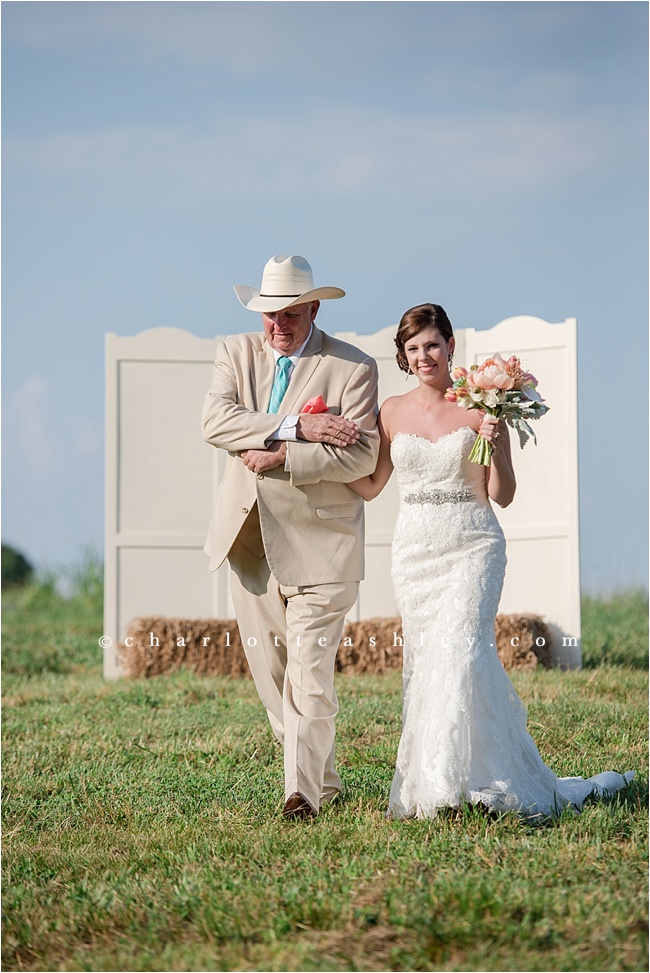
top-left (467, 364), bottom-right (515, 391)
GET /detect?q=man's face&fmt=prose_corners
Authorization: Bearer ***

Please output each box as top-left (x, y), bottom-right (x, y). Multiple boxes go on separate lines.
top-left (261, 301), bottom-right (319, 356)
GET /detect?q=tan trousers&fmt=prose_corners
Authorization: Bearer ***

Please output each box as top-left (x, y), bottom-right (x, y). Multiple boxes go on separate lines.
top-left (227, 507), bottom-right (358, 813)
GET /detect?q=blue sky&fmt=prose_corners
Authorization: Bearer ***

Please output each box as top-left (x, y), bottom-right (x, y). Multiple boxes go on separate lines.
top-left (2, 1), bottom-right (647, 592)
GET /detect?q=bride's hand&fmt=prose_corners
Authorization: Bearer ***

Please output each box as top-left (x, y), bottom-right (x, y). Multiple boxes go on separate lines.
top-left (480, 414), bottom-right (516, 506)
top-left (479, 415), bottom-right (507, 456)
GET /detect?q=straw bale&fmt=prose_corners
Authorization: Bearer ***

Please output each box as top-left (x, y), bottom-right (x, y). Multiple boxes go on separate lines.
top-left (337, 618), bottom-right (404, 674)
top-left (119, 617), bottom-right (248, 678)
top-left (494, 613), bottom-right (553, 670)
top-left (120, 613), bottom-right (553, 678)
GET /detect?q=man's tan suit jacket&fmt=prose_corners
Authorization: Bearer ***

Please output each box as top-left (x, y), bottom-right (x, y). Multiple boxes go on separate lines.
top-left (202, 325), bottom-right (380, 586)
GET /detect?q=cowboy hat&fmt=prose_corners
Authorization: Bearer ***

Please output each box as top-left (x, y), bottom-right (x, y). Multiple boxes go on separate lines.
top-left (233, 255), bottom-right (345, 312)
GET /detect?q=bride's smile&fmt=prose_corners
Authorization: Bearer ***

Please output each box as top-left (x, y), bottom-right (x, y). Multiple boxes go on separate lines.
top-left (404, 324), bottom-right (455, 387)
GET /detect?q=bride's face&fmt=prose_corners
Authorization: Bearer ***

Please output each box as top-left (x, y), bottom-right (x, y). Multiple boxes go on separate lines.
top-left (404, 326), bottom-right (454, 386)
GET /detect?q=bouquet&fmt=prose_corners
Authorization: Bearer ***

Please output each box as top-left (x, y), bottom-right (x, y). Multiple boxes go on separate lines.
top-left (445, 354), bottom-right (549, 465)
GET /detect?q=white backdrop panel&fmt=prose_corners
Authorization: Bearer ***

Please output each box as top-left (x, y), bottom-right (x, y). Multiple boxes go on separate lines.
top-left (104, 318), bottom-right (579, 676)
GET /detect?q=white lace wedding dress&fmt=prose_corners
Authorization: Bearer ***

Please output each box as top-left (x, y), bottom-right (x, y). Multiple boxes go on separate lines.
top-left (388, 427), bottom-right (633, 819)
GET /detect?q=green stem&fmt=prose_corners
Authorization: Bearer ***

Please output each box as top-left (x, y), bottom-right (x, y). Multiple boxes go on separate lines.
top-left (469, 434), bottom-right (493, 466)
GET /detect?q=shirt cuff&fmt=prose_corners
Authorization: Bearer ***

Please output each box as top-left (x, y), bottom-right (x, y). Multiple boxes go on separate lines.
top-left (269, 416), bottom-right (299, 442)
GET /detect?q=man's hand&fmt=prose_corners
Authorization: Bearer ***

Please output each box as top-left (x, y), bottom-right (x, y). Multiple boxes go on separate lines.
top-left (240, 440), bottom-right (287, 474)
top-left (296, 413), bottom-right (360, 446)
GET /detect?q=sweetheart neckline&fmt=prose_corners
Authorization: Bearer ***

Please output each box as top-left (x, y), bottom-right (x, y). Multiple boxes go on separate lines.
top-left (392, 427), bottom-right (476, 449)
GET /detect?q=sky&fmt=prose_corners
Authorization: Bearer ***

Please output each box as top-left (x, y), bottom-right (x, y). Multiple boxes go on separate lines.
top-left (2, 1), bottom-right (648, 594)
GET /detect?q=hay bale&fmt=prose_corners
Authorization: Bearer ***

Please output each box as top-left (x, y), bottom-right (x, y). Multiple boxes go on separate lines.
top-left (119, 613), bottom-right (552, 678)
top-left (494, 614), bottom-right (553, 670)
top-left (337, 618), bottom-right (404, 674)
top-left (119, 618), bottom-right (248, 678)
top-left (339, 615), bottom-right (552, 673)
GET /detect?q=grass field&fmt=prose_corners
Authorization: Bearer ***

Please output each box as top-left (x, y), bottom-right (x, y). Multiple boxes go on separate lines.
top-left (2, 580), bottom-right (648, 972)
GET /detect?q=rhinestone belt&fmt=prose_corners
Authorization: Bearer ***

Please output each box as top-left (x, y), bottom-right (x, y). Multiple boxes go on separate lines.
top-left (404, 488), bottom-right (475, 505)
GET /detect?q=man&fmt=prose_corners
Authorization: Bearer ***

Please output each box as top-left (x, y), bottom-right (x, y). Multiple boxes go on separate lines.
top-left (202, 254), bottom-right (379, 819)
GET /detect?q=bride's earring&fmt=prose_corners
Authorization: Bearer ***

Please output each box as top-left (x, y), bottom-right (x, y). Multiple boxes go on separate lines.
top-left (448, 354), bottom-right (453, 369)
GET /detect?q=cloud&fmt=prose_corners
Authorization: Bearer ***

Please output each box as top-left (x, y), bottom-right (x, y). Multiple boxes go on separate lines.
top-left (3, 379), bottom-right (101, 486)
top-left (3, 2), bottom-right (376, 76)
top-left (75, 420), bottom-right (102, 457)
top-left (5, 102), bottom-right (637, 209)
top-left (5, 377), bottom-right (56, 475)
top-left (6, 2), bottom-right (645, 87)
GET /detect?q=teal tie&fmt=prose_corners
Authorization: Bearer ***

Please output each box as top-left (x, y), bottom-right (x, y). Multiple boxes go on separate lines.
top-left (267, 356), bottom-right (292, 414)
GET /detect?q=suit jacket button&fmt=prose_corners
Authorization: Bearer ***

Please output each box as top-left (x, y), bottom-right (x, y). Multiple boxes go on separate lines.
top-left (242, 507), bottom-right (249, 514)
top-left (257, 473), bottom-right (264, 479)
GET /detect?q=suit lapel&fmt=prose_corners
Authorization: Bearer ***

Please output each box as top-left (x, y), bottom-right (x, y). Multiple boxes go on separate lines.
top-left (256, 340), bottom-right (277, 412)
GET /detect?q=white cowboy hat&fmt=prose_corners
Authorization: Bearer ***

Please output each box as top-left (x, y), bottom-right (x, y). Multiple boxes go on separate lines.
top-left (233, 255), bottom-right (345, 312)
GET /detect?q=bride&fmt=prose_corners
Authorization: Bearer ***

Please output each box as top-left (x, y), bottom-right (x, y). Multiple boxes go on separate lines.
top-left (349, 302), bottom-right (633, 819)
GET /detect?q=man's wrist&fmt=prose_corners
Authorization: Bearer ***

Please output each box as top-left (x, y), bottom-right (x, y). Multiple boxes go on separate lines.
top-left (268, 416), bottom-right (299, 443)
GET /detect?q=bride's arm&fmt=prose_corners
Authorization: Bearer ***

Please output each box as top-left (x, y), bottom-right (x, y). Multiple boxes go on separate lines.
top-left (347, 409), bottom-right (394, 501)
top-left (480, 415), bottom-right (516, 507)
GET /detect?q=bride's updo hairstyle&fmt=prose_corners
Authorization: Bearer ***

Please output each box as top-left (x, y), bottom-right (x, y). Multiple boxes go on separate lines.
top-left (394, 303), bottom-right (454, 374)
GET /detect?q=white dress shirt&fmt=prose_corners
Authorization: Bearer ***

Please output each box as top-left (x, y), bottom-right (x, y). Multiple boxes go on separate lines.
top-left (268, 325), bottom-right (313, 442)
